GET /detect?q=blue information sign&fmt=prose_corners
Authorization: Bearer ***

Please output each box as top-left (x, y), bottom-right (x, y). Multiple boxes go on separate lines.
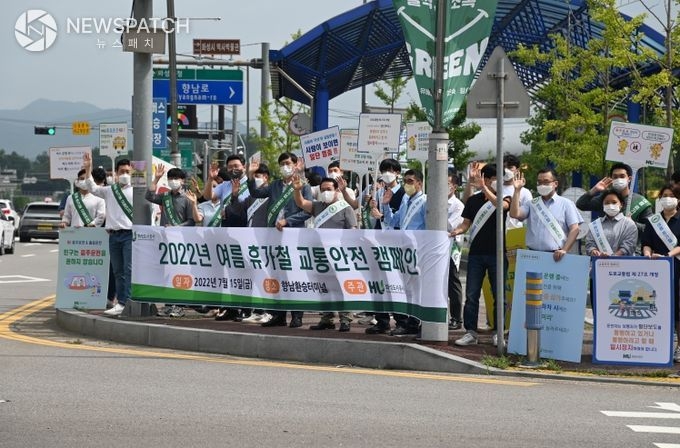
top-left (153, 79), bottom-right (243, 105)
top-left (152, 97), bottom-right (167, 150)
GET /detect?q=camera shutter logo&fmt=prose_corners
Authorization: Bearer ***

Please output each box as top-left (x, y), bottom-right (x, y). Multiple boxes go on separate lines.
top-left (15, 10), bottom-right (58, 52)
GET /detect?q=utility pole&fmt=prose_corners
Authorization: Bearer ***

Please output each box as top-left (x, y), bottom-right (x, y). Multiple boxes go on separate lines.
top-left (167, 0), bottom-right (180, 168)
top-left (421, 0), bottom-right (449, 343)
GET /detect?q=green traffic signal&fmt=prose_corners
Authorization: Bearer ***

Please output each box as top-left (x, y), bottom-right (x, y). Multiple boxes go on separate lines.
top-left (34, 126), bottom-right (56, 135)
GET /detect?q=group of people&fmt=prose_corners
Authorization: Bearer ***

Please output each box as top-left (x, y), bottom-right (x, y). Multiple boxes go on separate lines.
top-left (66, 152), bottom-right (679, 362)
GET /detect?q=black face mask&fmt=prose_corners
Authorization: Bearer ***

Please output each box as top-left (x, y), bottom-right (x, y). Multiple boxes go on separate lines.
top-left (229, 169), bottom-right (243, 180)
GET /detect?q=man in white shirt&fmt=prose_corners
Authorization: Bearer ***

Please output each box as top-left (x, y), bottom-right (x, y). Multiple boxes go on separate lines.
top-left (447, 168), bottom-right (464, 330)
top-left (83, 153), bottom-right (133, 317)
top-left (60, 169), bottom-right (106, 228)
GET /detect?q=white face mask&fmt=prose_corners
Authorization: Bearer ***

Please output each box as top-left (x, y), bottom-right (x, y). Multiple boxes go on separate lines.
top-left (280, 165), bottom-right (295, 178)
top-left (75, 180), bottom-right (87, 190)
top-left (537, 184), bottom-right (554, 197)
top-left (611, 178), bottom-right (628, 192)
top-left (106, 176), bottom-right (114, 185)
top-left (503, 168), bottom-right (514, 182)
top-left (381, 172), bottom-right (397, 185)
top-left (603, 204), bottom-right (620, 217)
top-left (168, 179), bottom-right (182, 191)
top-left (254, 177), bottom-right (265, 188)
top-left (118, 173), bottom-right (131, 186)
top-left (659, 197), bottom-right (678, 210)
top-left (320, 190), bottom-right (336, 204)
top-left (490, 180), bottom-right (497, 192)
top-left (328, 171), bottom-right (342, 180)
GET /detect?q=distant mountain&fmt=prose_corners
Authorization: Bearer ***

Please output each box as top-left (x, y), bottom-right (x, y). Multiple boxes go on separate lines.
top-left (0, 99), bottom-right (131, 161)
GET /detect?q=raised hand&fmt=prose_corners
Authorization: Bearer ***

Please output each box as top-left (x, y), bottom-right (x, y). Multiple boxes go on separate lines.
top-left (382, 188), bottom-right (393, 205)
top-left (593, 177), bottom-right (612, 193)
top-left (185, 190), bottom-right (197, 203)
top-left (82, 153), bottom-right (92, 170)
top-left (231, 177), bottom-right (241, 195)
top-left (248, 160), bottom-right (260, 177)
top-left (154, 164), bottom-right (166, 180)
top-left (513, 171), bottom-right (525, 190)
top-left (291, 173), bottom-right (303, 191)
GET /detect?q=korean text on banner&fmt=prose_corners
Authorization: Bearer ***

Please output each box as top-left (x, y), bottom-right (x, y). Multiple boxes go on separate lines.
top-left (339, 129), bottom-right (371, 174)
top-left (49, 146), bottom-right (91, 180)
top-left (605, 122), bottom-right (674, 169)
top-left (300, 126), bottom-right (341, 170)
top-left (394, 0), bottom-right (497, 127)
top-left (406, 122), bottom-right (432, 162)
top-left (508, 249), bottom-right (590, 363)
top-left (592, 257), bottom-right (674, 367)
top-left (357, 113), bottom-right (402, 159)
top-left (131, 226), bottom-right (450, 322)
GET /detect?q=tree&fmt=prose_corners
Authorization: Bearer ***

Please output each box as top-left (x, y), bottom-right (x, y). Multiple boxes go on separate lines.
top-left (374, 77), bottom-right (410, 113)
top-left (0, 149), bottom-right (31, 179)
top-left (512, 0), bottom-right (652, 180)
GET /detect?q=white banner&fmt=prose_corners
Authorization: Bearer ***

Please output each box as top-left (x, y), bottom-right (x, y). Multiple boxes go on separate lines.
top-left (593, 257), bottom-right (674, 367)
top-left (131, 226), bottom-right (450, 322)
top-left (358, 113), bottom-right (402, 157)
top-left (406, 122), bottom-right (431, 162)
top-left (300, 126), bottom-right (340, 170)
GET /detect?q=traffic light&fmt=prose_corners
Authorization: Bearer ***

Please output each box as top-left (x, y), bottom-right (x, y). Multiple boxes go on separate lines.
top-left (34, 126), bottom-right (56, 135)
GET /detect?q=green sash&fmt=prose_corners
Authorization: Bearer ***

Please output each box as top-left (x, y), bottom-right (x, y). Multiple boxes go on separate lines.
top-left (361, 203), bottom-right (371, 229)
top-left (72, 192), bottom-right (93, 226)
top-left (210, 182), bottom-right (249, 227)
top-left (629, 194), bottom-right (652, 221)
top-left (111, 183), bottom-right (133, 221)
top-left (162, 192), bottom-right (182, 226)
top-left (267, 184), bottom-right (293, 227)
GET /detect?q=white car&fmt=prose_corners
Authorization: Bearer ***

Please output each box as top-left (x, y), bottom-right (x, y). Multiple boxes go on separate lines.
top-left (0, 212), bottom-right (15, 255)
top-left (0, 199), bottom-right (20, 236)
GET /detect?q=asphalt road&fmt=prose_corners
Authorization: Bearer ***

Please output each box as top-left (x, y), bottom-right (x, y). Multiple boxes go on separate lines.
top-left (1, 239), bottom-right (679, 448)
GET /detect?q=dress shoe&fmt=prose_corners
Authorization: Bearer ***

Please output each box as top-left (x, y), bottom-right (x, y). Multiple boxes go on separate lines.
top-left (390, 326), bottom-right (419, 336)
top-left (262, 317), bottom-right (287, 327)
top-left (448, 320), bottom-right (462, 330)
top-left (310, 321), bottom-right (335, 330)
top-left (339, 322), bottom-right (350, 332)
top-left (289, 317), bottom-right (303, 328)
top-left (365, 325), bottom-right (390, 334)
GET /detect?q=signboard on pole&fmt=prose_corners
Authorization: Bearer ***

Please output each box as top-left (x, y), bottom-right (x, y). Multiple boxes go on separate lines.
top-left (394, 0), bottom-right (497, 126)
top-left (357, 113), bottom-right (402, 158)
top-left (592, 257), bottom-right (674, 367)
top-left (193, 39), bottom-right (240, 55)
top-left (99, 123), bottom-right (129, 158)
top-left (153, 68), bottom-right (243, 105)
top-left (605, 122), bottom-right (674, 169)
top-left (300, 126), bottom-right (340, 170)
top-left (152, 98), bottom-right (167, 150)
top-left (338, 129), bottom-right (371, 175)
top-left (406, 122), bottom-right (432, 162)
top-left (49, 146), bottom-right (91, 180)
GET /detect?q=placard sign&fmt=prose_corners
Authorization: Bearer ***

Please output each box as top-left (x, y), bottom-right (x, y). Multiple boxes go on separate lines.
top-left (406, 122), bottom-right (431, 162)
top-left (592, 257), bottom-right (674, 367)
top-left (49, 146), bottom-right (91, 180)
top-left (300, 126), bottom-right (340, 170)
top-left (605, 122), bottom-right (673, 169)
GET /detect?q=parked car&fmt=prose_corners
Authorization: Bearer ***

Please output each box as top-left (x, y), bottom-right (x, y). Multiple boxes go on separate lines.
top-left (0, 199), bottom-right (20, 236)
top-left (18, 202), bottom-right (61, 242)
top-left (0, 212), bottom-right (15, 254)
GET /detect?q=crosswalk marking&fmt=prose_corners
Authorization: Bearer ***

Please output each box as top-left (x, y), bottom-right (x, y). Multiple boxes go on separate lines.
top-left (654, 444), bottom-right (680, 448)
top-left (601, 411), bottom-right (680, 419)
top-left (628, 426), bottom-right (680, 434)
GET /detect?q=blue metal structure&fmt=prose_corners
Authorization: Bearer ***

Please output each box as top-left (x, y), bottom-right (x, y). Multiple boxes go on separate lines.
top-left (269, 0), bottom-right (668, 131)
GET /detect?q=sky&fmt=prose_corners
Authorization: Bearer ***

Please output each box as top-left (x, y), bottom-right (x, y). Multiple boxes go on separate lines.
top-left (1, 1), bottom-right (384, 132)
top-left (1, 0), bottom-right (676, 156)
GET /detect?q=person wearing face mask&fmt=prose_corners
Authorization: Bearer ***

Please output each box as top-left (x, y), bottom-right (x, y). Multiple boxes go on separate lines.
top-left (373, 169), bottom-right (427, 336)
top-left (292, 174), bottom-right (357, 332)
top-left (368, 158), bottom-right (405, 231)
top-left (203, 154), bottom-right (250, 228)
top-left (501, 154), bottom-right (533, 230)
top-left (510, 167), bottom-right (583, 263)
top-left (145, 166), bottom-right (195, 227)
top-left (585, 191), bottom-right (637, 257)
top-left (326, 161), bottom-right (359, 209)
top-left (447, 168), bottom-right (465, 331)
top-left (83, 153), bottom-right (134, 317)
top-left (641, 185), bottom-right (680, 362)
top-left (450, 164), bottom-right (512, 346)
top-left (248, 152), bottom-right (312, 328)
top-left (60, 169), bottom-right (106, 229)
top-left (576, 163), bottom-right (652, 239)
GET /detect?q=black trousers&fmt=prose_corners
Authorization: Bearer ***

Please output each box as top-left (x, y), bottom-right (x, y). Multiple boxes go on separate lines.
top-left (448, 261), bottom-right (463, 323)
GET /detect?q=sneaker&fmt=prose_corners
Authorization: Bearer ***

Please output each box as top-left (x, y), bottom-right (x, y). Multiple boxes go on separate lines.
top-left (448, 320), bottom-right (462, 330)
top-left (454, 332), bottom-right (478, 346)
top-left (168, 305), bottom-right (185, 318)
top-left (242, 313), bottom-right (263, 323)
top-left (358, 315), bottom-right (377, 325)
top-left (103, 303), bottom-right (125, 316)
top-left (157, 306), bottom-right (173, 317)
top-left (674, 345), bottom-right (680, 362)
top-left (492, 333), bottom-right (506, 347)
top-left (259, 313), bottom-right (272, 324)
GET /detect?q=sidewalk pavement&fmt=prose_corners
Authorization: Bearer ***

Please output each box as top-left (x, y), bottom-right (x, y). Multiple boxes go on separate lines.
top-left (55, 300), bottom-right (680, 387)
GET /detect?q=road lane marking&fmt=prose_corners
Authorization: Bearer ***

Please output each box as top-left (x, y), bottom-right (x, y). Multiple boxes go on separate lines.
top-left (0, 275), bottom-right (50, 284)
top-left (601, 411), bottom-right (680, 419)
top-left (20, 254), bottom-right (35, 258)
top-left (628, 426), bottom-right (680, 434)
top-left (0, 297), bottom-right (538, 387)
top-left (655, 444), bottom-right (680, 448)
top-left (49, 249), bottom-right (58, 253)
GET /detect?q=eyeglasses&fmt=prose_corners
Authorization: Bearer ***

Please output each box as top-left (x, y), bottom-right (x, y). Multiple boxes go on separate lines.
top-left (536, 179), bottom-right (555, 185)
